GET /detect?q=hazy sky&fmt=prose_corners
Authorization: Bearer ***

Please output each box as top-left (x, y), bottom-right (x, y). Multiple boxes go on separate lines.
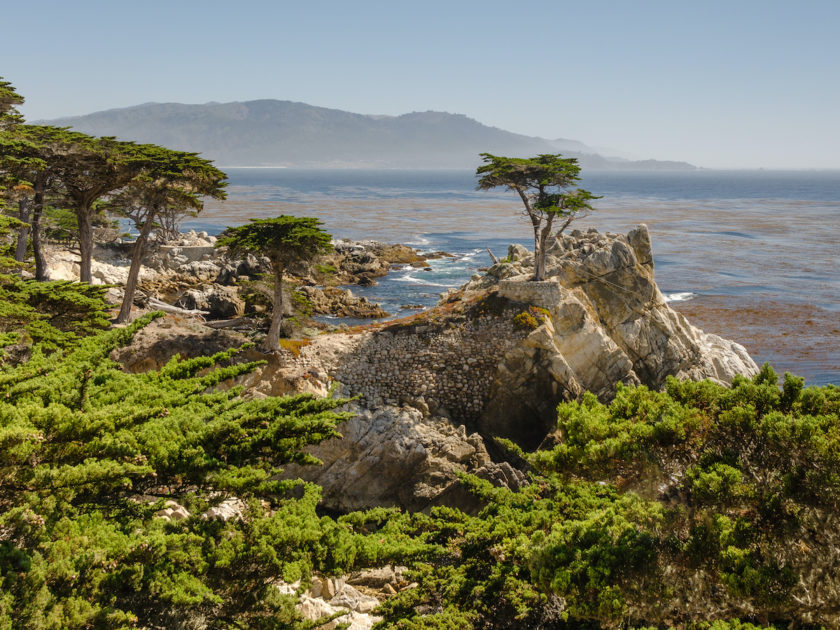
top-left (3, 0), bottom-right (839, 169)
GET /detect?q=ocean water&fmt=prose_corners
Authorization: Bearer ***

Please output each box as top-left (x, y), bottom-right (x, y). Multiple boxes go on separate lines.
top-left (186, 169), bottom-right (840, 385)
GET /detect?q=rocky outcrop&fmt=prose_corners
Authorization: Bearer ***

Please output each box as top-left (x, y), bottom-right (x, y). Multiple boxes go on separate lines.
top-left (325, 240), bottom-right (430, 285)
top-left (468, 225), bottom-right (757, 383)
top-left (275, 565), bottom-right (425, 630)
top-left (280, 403), bottom-right (526, 513)
top-left (276, 577), bottom-right (385, 630)
top-left (268, 226), bottom-right (757, 450)
top-left (174, 285), bottom-right (245, 320)
top-left (110, 315), bottom-right (252, 373)
top-left (462, 225), bottom-right (758, 441)
top-left (296, 285), bottom-right (388, 319)
top-left (43, 231), bottom-right (223, 289)
top-left (111, 226), bottom-right (759, 513)
top-left (44, 233), bottom-right (417, 322)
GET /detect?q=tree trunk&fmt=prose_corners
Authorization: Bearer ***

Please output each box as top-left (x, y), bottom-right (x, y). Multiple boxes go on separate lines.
top-left (117, 211), bottom-right (156, 323)
top-left (528, 212), bottom-right (542, 281)
top-left (15, 198), bottom-right (31, 263)
top-left (533, 216), bottom-right (555, 282)
top-left (262, 265), bottom-right (285, 352)
top-left (32, 172), bottom-right (48, 281)
top-left (77, 206), bottom-right (94, 283)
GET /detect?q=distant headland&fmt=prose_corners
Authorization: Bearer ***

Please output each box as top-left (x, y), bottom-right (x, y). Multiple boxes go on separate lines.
top-left (41, 99), bottom-right (697, 170)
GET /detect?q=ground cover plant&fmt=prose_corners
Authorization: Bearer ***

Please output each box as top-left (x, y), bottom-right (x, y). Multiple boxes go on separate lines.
top-left (376, 366), bottom-right (840, 629)
top-left (0, 311), bottom-right (435, 629)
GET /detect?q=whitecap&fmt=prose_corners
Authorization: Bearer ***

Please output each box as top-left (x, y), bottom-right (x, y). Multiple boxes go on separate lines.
top-left (458, 248), bottom-right (485, 261)
top-left (664, 292), bottom-right (695, 302)
top-left (405, 235), bottom-right (432, 246)
top-left (393, 273), bottom-right (454, 288)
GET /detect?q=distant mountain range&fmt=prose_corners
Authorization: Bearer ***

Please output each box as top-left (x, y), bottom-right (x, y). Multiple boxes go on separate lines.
top-left (43, 100), bottom-right (696, 170)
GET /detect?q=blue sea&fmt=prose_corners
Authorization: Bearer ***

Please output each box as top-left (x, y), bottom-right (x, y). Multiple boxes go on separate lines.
top-left (187, 169), bottom-right (840, 385)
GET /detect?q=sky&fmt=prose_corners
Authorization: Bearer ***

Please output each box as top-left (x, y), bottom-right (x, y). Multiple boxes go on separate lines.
top-left (2, 0), bottom-right (839, 169)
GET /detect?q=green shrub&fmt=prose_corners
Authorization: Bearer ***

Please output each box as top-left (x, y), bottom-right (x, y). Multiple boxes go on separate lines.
top-left (378, 365), bottom-right (840, 629)
top-left (513, 311), bottom-right (539, 329)
top-left (513, 306), bottom-right (550, 330)
top-left (0, 315), bottom-right (439, 628)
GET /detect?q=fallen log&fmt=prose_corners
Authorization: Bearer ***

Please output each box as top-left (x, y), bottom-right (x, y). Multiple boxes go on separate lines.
top-left (204, 317), bottom-right (260, 329)
top-left (147, 297), bottom-right (209, 318)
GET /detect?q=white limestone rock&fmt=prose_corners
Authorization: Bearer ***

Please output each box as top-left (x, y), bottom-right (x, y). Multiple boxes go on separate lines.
top-left (202, 497), bottom-right (246, 522)
top-left (279, 403), bottom-right (525, 512)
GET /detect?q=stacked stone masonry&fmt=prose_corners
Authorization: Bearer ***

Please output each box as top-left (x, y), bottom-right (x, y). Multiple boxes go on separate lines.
top-left (498, 278), bottom-right (563, 308)
top-left (332, 311), bottom-right (529, 424)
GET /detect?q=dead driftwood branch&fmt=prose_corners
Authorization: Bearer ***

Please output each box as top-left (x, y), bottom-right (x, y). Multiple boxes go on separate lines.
top-left (146, 297), bottom-right (209, 318)
top-left (204, 317), bottom-right (260, 330)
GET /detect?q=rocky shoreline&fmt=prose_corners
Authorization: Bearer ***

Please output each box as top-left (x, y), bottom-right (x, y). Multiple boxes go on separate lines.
top-left (42, 231), bottom-right (436, 325)
top-left (30, 224), bottom-right (768, 630)
top-left (99, 224), bottom-right (758, 517)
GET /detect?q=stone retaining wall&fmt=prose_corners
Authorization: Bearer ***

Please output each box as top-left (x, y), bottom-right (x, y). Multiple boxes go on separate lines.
top-left (332, 308), bottom-right (529, 423)
top-left (498, 278), bottom-right (564, 308)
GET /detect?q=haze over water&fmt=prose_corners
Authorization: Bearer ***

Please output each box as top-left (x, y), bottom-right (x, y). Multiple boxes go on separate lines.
top-left (190, 169), bottom-right (840, 386)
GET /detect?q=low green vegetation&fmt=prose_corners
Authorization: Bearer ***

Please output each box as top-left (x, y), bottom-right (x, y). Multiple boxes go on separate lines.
top-left (5, 293), bottom-right (831, 629)
top-left (0, 311), bottom-right (435, 628)
top-left (513, 305), bottom-right (551, 330)
top-left (376, 366), bottom-right (839, 629)
top-left (0, 215), bottom-right (112, 358)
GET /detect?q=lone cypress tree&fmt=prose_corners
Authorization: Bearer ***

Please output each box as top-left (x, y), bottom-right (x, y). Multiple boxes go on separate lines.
top-left (476, 153), bottom-right (599, 281)
top-left (216, 216), bottom-right (332, 351)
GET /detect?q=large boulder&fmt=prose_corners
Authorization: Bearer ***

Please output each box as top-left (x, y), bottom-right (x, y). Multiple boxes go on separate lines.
top-left (296, 286), bottom-right (388, 318)
top-left (468, 225), bottom-right (757, 388)
top-left (472, 226), bottom-right (758, 443)
top-left (111, 315), bottom-right (253, 373)
top-left (174, 285), bottom-right (245, 319)
top-left (280, 404), bottom-right (526, 513)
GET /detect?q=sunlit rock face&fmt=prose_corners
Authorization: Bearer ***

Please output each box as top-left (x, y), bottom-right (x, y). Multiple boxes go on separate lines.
top-left (458, 225), bottom-right (758, 443)
top-left (113, 226), bottom-right (759, 511)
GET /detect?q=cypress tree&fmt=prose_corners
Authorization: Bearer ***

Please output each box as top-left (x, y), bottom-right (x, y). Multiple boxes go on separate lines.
top-left (0, 125), bottom-right (73, 279)
top-left (0, 76), bottom-right (23, 129)
top-left (109, 145), bottom-right (227, 323)
top-left (45, 133), bottom-right (145, 283)
top-left (216, 217), bottom-right (332, 351)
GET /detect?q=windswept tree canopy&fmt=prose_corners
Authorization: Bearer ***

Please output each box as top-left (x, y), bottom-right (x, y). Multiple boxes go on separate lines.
top-left (110, 145), bottom-right (227, 322)
top-left (476, 153), bottom-right (599, 280)
top-left (46, 133), bottom-right (147, 282)
top-left (216, 216), bottom-right (332, 351)
top-left (216, 215), bottom-right (332, 270)
top-left (113, 144), bottom-right (228, 231)
top-left (0, 77), bottom-right (24, 129)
